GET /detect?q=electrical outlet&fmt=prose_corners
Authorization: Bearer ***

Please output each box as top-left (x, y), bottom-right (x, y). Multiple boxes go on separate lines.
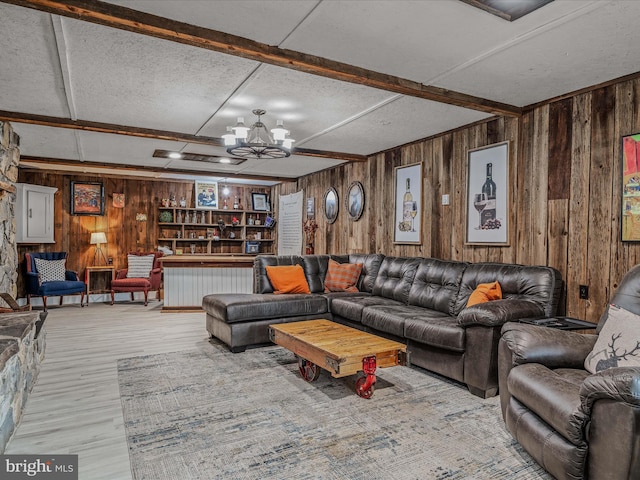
top-left (442, 194), bottom-right (450, 205)
top-left (579, 285), bottom-right (589, 299)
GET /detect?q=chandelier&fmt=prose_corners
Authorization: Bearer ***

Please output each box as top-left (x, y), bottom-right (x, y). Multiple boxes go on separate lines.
top-left (222, 109), bottom-right (295, 159)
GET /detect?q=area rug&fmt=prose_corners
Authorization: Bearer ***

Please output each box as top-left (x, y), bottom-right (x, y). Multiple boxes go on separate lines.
top-left (118, 344), bottom-right (550, 480)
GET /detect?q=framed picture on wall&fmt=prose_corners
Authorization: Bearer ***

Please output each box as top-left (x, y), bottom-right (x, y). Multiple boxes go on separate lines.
top-left (70, 181), bottom-right (104, 216)
top-left (465, 141), bottom-right (509, 245)
top-left (323, 187), bottom-right (338, 224)
top-left (252, 193), bottom-right (269, 211)
top-left (394, 163), bottom-right (422, 244)
top-left (346, 181), bottom-right (365, 221)
top-left (622, 132), bottom-right (640, 241)
top-left (195, 181), bottom-right (218, 210)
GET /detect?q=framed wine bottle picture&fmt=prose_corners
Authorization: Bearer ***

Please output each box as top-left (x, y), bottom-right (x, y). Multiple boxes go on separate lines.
top-left (465, 141), bottom-right (510, 245)
top-left (393, 162), bottom-right (422, 244)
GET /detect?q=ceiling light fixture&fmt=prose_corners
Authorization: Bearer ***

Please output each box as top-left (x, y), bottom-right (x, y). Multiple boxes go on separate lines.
top-left (168, 152), bottom-right (182, 159)
top-left (223, 109), bottom-right (294, 159)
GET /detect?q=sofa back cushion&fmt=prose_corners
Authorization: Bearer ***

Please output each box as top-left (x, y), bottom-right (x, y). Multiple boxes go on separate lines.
top-left (453, 262), bottom-right (561, 316)
top-left (301, 255), bottom-right (331, 293)
top-left (331, 253), bottom-right (384, 293)
top-left (408, 258), bottom-right (468, 315)
top-left (254, 255), bottom-right (304, 293)
top-left (372, 257), bottom-right (421, 303)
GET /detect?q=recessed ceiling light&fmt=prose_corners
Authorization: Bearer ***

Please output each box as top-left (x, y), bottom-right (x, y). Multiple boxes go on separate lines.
top-left (168, 152), bottom-right (182, 159)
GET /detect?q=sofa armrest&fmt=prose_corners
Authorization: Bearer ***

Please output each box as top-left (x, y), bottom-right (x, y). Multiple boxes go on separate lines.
top-left (580, 367), bottom-right (640, 415)
top-left (501, 322), bottom-right (597, 368)
top-left (149, 268), bottom-right (163, 289)
top-left (457, 299), bottom-right (545, 327)
top-left (65, 270), bottom-right (79, 281)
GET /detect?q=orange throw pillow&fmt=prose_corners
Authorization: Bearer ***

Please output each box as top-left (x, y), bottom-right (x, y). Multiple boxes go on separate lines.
top-left (324, 259), bottom-right (363, 293)
top-left (265, 265), bottom-right (311, 294)
top-left (466, 281), bottom-right (502, 307)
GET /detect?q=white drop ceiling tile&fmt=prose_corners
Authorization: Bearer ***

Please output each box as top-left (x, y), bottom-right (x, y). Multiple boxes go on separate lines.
top-left (281, 0), bottom-right (590, 85)
top-left (434, 1), bottom-right (640, 106)
top-left (12, 124), bottom-right (81, 160)
top-left (102, 0), bottom-right (318, 46)
top-left (300, 97), bottom-right (491, 155)
top-left (198, 64), bottom-right (396, 142)
top-left (0, 5), bottom-right (70, 117)
top-left (61, 17), bottom-right (259, 132)
top-left (74, 130), bottom-right (187, 166)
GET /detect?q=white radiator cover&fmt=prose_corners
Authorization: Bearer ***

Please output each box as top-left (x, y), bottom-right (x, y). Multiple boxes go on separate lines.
top-left (163, 267), bottom-right (253, 308)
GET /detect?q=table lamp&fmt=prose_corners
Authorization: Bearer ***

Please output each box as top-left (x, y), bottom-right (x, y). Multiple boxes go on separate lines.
top-left (90, 232), bottom-right (108, 265)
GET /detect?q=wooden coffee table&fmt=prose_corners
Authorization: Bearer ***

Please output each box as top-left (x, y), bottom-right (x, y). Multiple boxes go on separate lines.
top-left (269, 319), bottom-right (407, 398)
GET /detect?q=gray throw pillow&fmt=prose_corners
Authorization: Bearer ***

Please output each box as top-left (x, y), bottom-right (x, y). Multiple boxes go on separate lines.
top-left (34, 258), bottom-right (66, 283)
top-left (584, 305), bottom-right (640, 374)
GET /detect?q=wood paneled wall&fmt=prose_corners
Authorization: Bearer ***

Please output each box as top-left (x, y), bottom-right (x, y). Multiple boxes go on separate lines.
top-left (15, 171), bottom-right (270, 296)
top-left (274, 76), bottom-right (640, 322)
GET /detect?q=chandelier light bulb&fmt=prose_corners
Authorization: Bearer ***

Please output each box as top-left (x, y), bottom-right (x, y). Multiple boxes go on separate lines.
top-left (222, 126), bottom-right (237, 146)
top-left (282, 138), bottom-right (295, 149)
top-left (232, 117), bottom-right (249, 140)
top-left (271, 120), bottom-right (289, 142)
top-left (222, 185), bottom-right (230, 196)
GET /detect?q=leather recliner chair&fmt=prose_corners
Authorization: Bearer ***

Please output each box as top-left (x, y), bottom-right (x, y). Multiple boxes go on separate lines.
top-left (498, 265), bottom-right (640, 480)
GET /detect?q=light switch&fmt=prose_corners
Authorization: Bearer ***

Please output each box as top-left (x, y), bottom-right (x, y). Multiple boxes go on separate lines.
top-left (442, 194), bottom-right (450, 205)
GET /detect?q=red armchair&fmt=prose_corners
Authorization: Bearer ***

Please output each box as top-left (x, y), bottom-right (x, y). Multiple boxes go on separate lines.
top-left (110, 252), bottom-right (163, 306)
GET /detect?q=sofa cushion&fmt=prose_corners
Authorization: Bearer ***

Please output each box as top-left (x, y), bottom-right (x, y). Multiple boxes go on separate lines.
top-left (254, 255), bottom-right (305, 294)
top-left (466, 281), bottom-right (502, 307)
top-left (361, 305), bottom-right (418, 338)
top-left (34, 258), bottom-right (66, 282)
top-left (404, 315), bottom-right (466, 352)
top-left (507, 363), bottom-right (589, 446)
top-left (331, 254), bottom-right (384, 293)
top-left (324, 259), bottom-right (362, 293)
top-left (301, 255), bottom-right (330, 293)
top-left (330, 295), bottom-right (403, 324)
top-left (38, 280), bottom-right (85, 296)
top-left (126, 254), bottom-right (155, 278)
top-left (408, 258), bottom-right (467, 315)
top-left (265, 265), bottom-right (311, 294)
top-left (585, 305), bottom-right (640, 373)
top-left (202, 293), bottom-right (328, 324)
top-left (453, 262), bottom-right (561, 317)
top-left (372, 257), bottom-right (420, 303)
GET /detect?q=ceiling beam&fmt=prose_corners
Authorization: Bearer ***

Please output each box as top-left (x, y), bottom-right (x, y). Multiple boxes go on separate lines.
top-left (19, 156), bottom-right (295, 183)
top-left (3, 0), bottom-right (522, 118)
top-left (0, 110), bottom-right (368, 162)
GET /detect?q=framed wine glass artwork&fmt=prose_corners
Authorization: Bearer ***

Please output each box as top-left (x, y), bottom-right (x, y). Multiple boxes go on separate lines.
top-left (465, 141), bottom-right (510, 245)
top-left (393, 162), bottom-right (422, 244)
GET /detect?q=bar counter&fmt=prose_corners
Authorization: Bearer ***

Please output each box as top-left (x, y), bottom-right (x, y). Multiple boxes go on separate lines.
top-left (159, 255), bottom-right (256, 312)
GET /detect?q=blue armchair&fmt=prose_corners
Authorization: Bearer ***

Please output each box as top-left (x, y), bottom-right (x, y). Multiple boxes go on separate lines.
top-left (25, 252), bottom-right (85, 311)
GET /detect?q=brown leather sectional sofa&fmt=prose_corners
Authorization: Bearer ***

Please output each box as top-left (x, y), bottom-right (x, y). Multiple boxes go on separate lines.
top-left (203, 253), bottom-right (562, 398)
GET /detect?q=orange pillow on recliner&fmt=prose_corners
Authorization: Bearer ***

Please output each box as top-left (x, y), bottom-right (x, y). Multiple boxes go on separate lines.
top-left (265, 265), bottom-right (311, 294)
top-left (466, 281), bottom-right (502, 307)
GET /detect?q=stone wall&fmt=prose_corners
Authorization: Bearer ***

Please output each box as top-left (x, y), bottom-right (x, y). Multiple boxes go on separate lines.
top-left (0, 311), bottom-right (44, 453)
top-left (0, 121), bottom-right (19, 301)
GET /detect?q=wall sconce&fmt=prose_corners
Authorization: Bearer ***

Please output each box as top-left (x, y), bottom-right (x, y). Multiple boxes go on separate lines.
top-left (90, 232), bottom-right (108, 266)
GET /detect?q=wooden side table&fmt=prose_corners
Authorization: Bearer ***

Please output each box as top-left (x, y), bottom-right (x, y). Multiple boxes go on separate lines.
top-left (84, 265), bottom-right (116, 306)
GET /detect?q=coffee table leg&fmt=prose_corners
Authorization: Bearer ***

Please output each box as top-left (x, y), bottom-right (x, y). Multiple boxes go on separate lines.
top-left (355, 356), bottom-right (377, 398)
top-left (298, 357), bottom-right (320, 382)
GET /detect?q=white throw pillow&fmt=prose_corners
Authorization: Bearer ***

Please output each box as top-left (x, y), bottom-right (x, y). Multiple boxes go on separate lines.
top-left (126, 254), bottom-right (155, 278)
top-left (584, 305), bottom-right (640, 374)
top-left (34, 258), bottom-right (66, 282)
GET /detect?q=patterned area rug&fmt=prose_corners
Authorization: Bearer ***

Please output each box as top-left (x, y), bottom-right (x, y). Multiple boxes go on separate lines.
top-left (118, 344), bottom-right (550, 480)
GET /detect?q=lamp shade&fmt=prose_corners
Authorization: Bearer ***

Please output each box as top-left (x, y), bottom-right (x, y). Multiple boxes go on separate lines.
top-left (90, 232), bottom-right (107, 245)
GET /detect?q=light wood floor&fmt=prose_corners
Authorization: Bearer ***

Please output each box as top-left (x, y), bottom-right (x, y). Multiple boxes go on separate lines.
top-left (5, 301), bottom-right (208, 480)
